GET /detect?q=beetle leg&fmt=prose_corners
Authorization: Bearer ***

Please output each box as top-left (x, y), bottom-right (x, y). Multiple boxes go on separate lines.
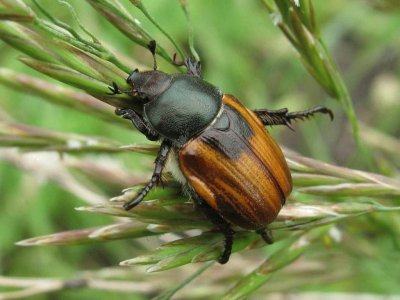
top-left (123, 140), bottom-right (172, 210)
top-left (254, 106), bottom-right (333, 129)
top-left (191, 192), bottom-right (234, 264)
top-left (172, 54), bottom-right (202, 78)
top-left (256, 228), bottom-right (274, 244)
top-left (115, 108), bottom-right (160, 141)
top-left (184, 58), bottom-right (202, 78)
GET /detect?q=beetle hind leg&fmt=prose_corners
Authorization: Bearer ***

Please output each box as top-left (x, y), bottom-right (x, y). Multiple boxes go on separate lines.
top-left (254, 106), bottom-right (333, 129)
top-left (191, 192), bottom-right (234, 264)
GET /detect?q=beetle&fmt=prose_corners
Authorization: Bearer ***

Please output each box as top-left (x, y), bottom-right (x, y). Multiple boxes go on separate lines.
top-left (108, 41), bottom-right (333, 264)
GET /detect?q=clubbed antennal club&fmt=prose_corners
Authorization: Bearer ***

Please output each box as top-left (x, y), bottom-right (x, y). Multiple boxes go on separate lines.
top-left (147, 40), bottom-right (158, 70)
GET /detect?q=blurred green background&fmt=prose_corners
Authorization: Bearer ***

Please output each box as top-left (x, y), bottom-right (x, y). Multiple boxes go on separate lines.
top-left (0, 0), bottom-right (399, 299)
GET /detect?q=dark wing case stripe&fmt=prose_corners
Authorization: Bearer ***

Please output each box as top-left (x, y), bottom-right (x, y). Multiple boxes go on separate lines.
top-left (224, 95), bottom-right (292, 198)
top-left (179, 95), bottom-right (292, 229)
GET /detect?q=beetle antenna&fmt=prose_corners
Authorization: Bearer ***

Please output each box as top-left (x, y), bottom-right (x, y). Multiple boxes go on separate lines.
top-left (147, 40), bottom-right (158, 70)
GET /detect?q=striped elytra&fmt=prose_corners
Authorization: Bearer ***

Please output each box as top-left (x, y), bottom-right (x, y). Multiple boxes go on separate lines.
top-left (178, 94), bottom-right (292, 230)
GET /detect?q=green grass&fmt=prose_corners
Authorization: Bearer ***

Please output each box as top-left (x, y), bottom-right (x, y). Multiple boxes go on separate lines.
top-left (0, 0), bottom-right (399, 299)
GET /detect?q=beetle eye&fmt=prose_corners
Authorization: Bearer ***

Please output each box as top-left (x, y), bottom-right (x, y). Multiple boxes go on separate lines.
top-left (127, 68), bottom-right (139, 85)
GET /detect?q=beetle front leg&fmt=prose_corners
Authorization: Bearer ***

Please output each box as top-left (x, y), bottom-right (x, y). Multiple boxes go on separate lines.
top-left (191, 192), bottom-right (234, 264)
top-left (173, 54), bottom-right (202, 78)
top-left (254, 106), bottom-right (333, 129)
top-left (123, 140), bottom-right (172, 210)
top-left (115, 108), bottom-right (160, 141)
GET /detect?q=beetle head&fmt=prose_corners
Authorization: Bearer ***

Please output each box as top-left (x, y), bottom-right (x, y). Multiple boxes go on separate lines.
top-left (127, 69), bottom-right (172, 102)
